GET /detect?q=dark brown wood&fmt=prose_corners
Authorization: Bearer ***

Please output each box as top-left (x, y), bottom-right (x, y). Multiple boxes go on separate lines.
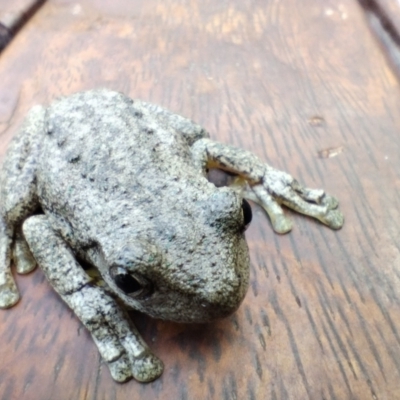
top-left (1, 0), bottom-right (400, 398)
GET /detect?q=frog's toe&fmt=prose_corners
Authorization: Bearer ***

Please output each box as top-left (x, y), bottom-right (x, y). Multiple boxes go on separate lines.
top-left (0, 277), bottom-right (20, 309)
top-left (16, 260), bottom-right (37, 275)
top-left (271, 214), bottom-right (293, 234)
top-left (131, 351), bottom-right (164, 383)
top-left (321, 194), bottom-right (339, 210)
top-left (13, 237), bottom-right (37, 275)
top-left (108, 353), bottom-right (133, 383)
top-left (15, 253), bottom-right (37, 275)
top-left (319, 209), bottom-right (344, 230)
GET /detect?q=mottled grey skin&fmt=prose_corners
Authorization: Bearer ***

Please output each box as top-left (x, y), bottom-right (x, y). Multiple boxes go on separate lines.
top-left (0, 89), bottom-right (344, 383)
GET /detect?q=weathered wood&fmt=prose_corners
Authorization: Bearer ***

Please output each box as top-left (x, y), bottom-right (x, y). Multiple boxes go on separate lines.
top-left (0, 24), bottom-right (11, 52)
top-left (0, 0), bottom-right (45, 51)
top-left (0, 0), bottom-right (45, 30)
top-left (1, 0), bottom-right (400, 398)
top-left (359, 0), bottom-right (400, 34)
top-left (358, 0), bottom-right (400, 80)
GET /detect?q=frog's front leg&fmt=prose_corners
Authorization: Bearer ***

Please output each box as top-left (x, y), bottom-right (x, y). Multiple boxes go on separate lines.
top-left (23, 215), bottom-right (163, 383)
top-left (191, 138), bottom-right (344, 233)
top-left (0, 220), bottom-right (19, 308)
top-left (0, 106), bottom-right (45, 308)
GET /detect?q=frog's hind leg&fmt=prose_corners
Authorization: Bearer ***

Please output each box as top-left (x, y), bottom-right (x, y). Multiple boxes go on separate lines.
top-left (0, 106), bottom-right (45, 308)
top-left (190, 138), bottom-right (344, 233)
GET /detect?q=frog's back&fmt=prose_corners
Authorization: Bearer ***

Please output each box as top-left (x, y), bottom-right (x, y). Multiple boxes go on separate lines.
top-left (35, 89), bottom-right (212, 235)
top-left (39, 89), bottom-right (202, 190)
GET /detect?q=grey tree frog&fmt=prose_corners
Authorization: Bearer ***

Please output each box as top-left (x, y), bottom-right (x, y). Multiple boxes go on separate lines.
top-left (0, 89), bottom-right (343, 382)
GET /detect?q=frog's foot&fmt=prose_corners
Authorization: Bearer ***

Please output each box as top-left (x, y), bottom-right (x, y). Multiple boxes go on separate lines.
top-left (108, 350), bottom-right (163, 383)
top-left (108, 353), bottom-right (133, 383)
top-left (190, 138), bottom-right (343, 233)
top-left (0, 236), bottom-right (34, 308)
top-left (131, 351), bottom-right (164, 383)
top-left (92, 327), bottom-right (163, 383)
top-left (12, 232), bottom-right (37, 274)
top-left (0, 221), bottom-right (20, 308)
top-left (247, 168), bottom-right (344, 233)
top-left (88, 307), bottom-right (164, 383)
top-left (0, 269), bottom-right (20, 308)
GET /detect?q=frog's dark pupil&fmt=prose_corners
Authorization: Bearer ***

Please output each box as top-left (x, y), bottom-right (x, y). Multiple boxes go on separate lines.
top-left (242, 199), bottom-right (252, 228)
top-left (114, 274), bottom-right (142, 294)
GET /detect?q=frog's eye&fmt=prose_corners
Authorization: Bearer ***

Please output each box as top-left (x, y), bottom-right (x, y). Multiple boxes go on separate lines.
top-left (109, 266), bottom-right (151, 298)
top-left (114, 272), bottom-right (142, 294)
top-left (242, 199), bottom-right (252, 230)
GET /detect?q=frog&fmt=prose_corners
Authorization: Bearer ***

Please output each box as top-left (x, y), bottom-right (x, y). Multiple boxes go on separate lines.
top-left (0, 89), bottom-right (343, 383)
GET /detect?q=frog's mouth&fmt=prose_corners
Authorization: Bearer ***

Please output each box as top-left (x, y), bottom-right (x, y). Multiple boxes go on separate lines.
top-left (133, 251), bottom-right (250, 324)
top-left (138, 283), bottom-right (249, 324)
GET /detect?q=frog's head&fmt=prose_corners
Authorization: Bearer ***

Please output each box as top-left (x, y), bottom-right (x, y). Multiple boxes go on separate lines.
top-left (96, 186), bottom-right (252, 323)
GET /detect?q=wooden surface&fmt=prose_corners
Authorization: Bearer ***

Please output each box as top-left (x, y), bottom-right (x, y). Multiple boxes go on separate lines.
top-left (0, 0), bottom-right (45, 51)
top-left (0, 0), bottom-right (44, 29)
top-left (1, 0), bottom-right (400, 399)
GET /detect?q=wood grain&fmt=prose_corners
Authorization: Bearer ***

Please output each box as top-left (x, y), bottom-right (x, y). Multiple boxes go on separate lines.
top-left (0, 0), bottom-right (45, 51)
top-left (1, 0), bottom-right (400, 399)
top-left (357, 0), bottom-right (400, 81)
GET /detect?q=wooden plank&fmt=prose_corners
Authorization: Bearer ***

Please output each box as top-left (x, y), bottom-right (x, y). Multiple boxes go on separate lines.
top-left (0, 0), bottom-right (45, 30)
top-left (0, 0), bottom-right (45, 51)
top-left (359, 0), bottom-right (400, 33)
top-left (1, 0), bottom-right (400, 398)
top-left (358, 0), bottom-right (400, 79)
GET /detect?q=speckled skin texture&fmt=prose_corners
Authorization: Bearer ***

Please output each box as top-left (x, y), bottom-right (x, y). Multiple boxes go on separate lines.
top-left (0, 89), bottom-right (343, 383)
